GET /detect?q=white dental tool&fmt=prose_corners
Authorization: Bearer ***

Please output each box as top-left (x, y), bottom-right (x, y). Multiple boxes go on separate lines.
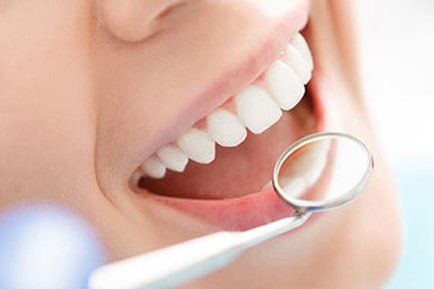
top-left (89, 132), bottom-right (374, 289)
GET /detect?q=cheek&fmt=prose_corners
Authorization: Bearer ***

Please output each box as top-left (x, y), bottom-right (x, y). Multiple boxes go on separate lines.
top-left (351, 170), bottom-right (402, 286)
top-left (0, 1), bottom-right (97, 203)
top-left (304, 156), bottom-right (401, 288)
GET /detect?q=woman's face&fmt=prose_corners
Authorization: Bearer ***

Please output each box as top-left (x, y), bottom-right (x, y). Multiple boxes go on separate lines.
top-left (0, 0), bottom-right (401, 288)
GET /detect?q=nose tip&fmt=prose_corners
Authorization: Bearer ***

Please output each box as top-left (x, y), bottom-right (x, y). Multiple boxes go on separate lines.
top-left (96, 0), bottom-right (167, 42)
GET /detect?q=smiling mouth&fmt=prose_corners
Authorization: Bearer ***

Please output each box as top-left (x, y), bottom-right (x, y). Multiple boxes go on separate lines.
top-left (132, 18), bottom-right (335, 230)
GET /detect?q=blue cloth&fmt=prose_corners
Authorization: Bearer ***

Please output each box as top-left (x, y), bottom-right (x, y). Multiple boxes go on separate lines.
top-left (0, 205), bottom-right (106, 289)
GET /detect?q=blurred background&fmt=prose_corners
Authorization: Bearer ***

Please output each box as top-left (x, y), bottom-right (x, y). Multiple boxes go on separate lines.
top-left (356, 0), bottom-right (434, 288)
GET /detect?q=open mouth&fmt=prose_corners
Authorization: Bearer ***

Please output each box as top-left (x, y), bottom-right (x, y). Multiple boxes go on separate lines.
top-left (131, 6), bottom-right (340, 231)
top-left (139, 32), bottom-right (314, 192)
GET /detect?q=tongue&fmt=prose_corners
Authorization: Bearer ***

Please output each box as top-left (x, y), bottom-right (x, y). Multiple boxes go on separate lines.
top-left (140, 101), bottom-right (315, 199)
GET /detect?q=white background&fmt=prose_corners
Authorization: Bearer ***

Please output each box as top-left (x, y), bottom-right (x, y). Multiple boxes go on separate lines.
top-left (356, 0), bottom-right (434, 165)
top-left (354, 2), bottom-right (433, 288)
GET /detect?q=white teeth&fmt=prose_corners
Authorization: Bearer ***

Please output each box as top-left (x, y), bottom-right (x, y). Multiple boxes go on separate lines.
top-left (301, 146), bottom-right (329, 186)
top-left (235, 85), bottom-right (282, 134)
top-left (290, 32), bottom-right (314, 70)
top-left (279, 141), bottom-right (330, 198)
top-left (290, 141), bottom-right (330, 186)
top-left (283, 44), bottom-right (312, 84)
top-left (264, 60), bottom-right (305, 111)
top-left (177, 128), bottom-right (216, 164)
top-left (157, 145), bottom-right (189, 172)
top-left (140, 32), bottom-right (314, 179)
top-left (141, 155), bottom-right (166, 179)
top-left (207, 109), bottom-right (247, 147)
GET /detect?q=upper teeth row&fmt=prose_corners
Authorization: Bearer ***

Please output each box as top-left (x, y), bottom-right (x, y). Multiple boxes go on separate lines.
top-left (141, 32), bottom-right (313, 179)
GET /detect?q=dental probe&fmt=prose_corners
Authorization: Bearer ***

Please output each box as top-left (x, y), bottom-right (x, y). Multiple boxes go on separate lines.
top-left (89, 212), bottom-right (311, 289)
top-left (89, 132), bottom-right (374, 289)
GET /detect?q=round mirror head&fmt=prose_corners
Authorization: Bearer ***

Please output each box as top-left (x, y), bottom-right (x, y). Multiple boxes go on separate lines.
top-left (272, 132), bottom-right (374, 213)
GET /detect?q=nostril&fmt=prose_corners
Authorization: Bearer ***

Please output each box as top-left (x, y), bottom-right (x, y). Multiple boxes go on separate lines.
top-left (96, 0), bottom-right (165, 42)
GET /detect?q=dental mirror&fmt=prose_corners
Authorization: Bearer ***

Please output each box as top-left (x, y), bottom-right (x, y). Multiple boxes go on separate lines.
top-left (89, 132), bottom-right (374, 289)
top-left (273, 132), bottom-right (374, 214)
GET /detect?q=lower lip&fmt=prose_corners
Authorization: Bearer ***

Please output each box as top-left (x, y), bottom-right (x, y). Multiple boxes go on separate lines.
top-left (137, 82), bottom-right (336, 231)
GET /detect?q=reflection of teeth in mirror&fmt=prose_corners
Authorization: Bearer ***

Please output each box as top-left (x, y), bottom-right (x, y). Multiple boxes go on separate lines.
top-left (302, 154), bottom-right (328, 186)
top-left (280, 176), bottom-right (307, 198)
top-left (292, 141), bottom-right (330, 183)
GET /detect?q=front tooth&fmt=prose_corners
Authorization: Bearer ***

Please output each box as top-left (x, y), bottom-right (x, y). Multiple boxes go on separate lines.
top-left (157, 145), bottom-right (188, 172)
top-left (288, 141), bottom-right (330, 186)
top-left (141, 155), bottom-right (166, 179)
top-left (207, 109), bottom-right (247, 147)
top-left (284, 44), bottom-right (312, 84)
top-left (290, 33), bottom-right (314, 70)
top-left (265, 60), bottom-right (305, 110)
top-left (177, 128), bottom-right (216, 164)
top-left (235, 85), bottom-right (282, 134)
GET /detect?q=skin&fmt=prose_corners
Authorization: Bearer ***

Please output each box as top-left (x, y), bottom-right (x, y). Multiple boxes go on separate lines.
top-left (0, 0), bottom-right (401, 288)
